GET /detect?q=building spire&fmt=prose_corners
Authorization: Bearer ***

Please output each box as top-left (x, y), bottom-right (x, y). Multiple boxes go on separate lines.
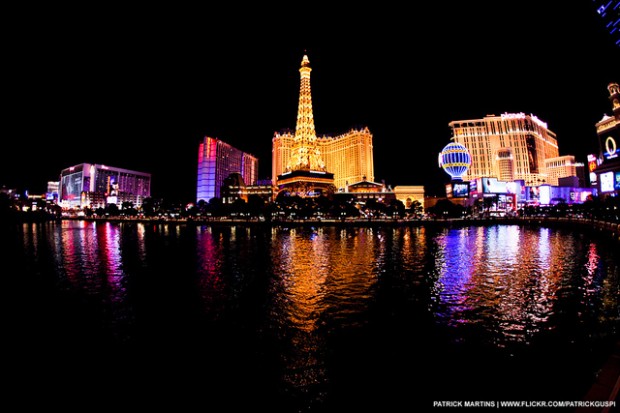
top-left (288, 54), bottom-right (326, 171)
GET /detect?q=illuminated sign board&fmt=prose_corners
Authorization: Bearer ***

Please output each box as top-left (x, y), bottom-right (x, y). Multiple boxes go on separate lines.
top-left (587, 153), bottom-right (598, 172)
top-left (616, 172), bottom-right (620, 190)
top-left (506, 182), bottom-right (517, 194)
top-left (61, 172), bottom-right (83, 200)
top-left (580, 192), bottom-right (592, 202)
top-left (500, 112), bottom-right (547, 128)
top-left (539, 185), bottom-right (551, 205)
top-left (469, 179), bottom-right (477, 193)
top-left (452, 182), bottom-right (470, 198)
top-left (604, 136), bottom-right (619, 160)
top-left (600, 171), bottom-right (615, 192)
top-left (589, 172), bottom-right (598, 185)
top-left (482, 177), bottom-right (507, 194)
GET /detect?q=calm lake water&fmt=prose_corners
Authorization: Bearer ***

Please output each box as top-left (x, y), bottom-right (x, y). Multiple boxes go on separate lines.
top-left (3, 220), bottom-right (619, 411)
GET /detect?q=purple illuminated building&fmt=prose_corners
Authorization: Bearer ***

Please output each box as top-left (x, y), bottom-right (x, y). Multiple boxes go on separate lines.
top-left (196, 136), bottom-right (258, 203)
top-left (59, 163), bottom-right (151, 208)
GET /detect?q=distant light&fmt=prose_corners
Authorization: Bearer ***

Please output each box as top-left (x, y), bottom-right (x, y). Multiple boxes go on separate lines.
top-left (601, 171), bottom-right (615, 192)
top-left (500, 112), bottom-right (547, 128)
top-left (539, 185), bottom-right (551, 205)
top-left (605, 136), bottom-right (618, 159)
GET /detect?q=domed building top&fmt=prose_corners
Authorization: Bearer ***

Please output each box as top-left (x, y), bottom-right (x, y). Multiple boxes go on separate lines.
top-left (438, 141), bottom-right (471, 181)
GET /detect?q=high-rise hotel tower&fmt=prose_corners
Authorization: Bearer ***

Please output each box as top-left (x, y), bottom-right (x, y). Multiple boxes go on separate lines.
top-left (449, 113), bottom-right (578, 186)
top-left (59, 163), bottom-right (150, 208)
top-left (196, 137), bottom-right (258, 203)
top-left (272, 55), bottom-right (375, 193)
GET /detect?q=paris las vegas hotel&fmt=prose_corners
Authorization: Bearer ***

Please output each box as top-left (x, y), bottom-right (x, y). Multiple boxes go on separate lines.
top-left (197, 54), bottom-right (424, 207)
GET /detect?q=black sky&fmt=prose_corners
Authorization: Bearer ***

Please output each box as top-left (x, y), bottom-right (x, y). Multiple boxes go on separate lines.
top-left (3, 2), bottom-right (619, 202)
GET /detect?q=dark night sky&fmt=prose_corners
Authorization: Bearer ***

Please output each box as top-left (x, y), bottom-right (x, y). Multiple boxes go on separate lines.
top-left (3, 2), bottom-right (619, 202)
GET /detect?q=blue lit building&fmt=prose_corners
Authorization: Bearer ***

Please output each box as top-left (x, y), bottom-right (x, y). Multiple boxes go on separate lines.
top-left (196, 136), bottom-right (258, 203)
top-left (438, 141), bottom-right (471, 181)
top-left (593, 0), bottom-right (619, 47)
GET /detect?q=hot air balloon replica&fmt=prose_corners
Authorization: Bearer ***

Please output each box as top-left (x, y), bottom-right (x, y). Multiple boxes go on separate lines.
top-left (439, 141), bottom-right (472, 199)
top-left (438, 141), bottom-right (471, 181)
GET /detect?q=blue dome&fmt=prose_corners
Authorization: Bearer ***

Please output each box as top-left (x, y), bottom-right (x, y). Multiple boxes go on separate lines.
top-left (438, 142), bottom-right (471, 180)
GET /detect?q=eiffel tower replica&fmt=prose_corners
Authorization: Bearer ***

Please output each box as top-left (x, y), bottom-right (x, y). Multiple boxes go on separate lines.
top-left (276, 54), bottom-right (335, 197)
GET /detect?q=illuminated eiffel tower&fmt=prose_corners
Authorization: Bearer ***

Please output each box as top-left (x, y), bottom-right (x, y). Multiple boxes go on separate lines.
top-left (276, 54), bottom-right (335, 197)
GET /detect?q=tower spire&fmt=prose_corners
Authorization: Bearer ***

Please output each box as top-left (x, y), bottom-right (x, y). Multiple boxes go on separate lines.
top-left (288, 54), bottom-right (325, 171)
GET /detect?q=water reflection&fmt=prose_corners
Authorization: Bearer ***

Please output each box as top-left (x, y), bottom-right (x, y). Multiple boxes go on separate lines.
top-left (431, 225), bottom-right (619, 350)
top-left (6, 221), bottom-right (620, 409)
top-left (269, 227), bottom-right (330, 407)
top-left (268, 227), bottom-right (382, 409)
top-left (196, 226), bottom-right (226, 320)
top-left (55, 220), bottom-right (134, 341)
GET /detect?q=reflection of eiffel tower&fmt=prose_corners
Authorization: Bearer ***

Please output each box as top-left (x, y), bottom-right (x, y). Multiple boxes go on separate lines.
top-left (276, 54), bottom-right (334, 197)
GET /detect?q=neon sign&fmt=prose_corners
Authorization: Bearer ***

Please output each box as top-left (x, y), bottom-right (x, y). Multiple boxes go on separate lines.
top-left (601, 171), bottom-right (615, 192)
top-left (605, 136), bottom-right (618, 159)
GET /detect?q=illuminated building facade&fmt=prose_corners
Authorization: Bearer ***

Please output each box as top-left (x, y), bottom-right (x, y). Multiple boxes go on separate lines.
top-left (46, 181), bottom-right (59, 202)
top-left (449, 113), bottom-right (571, 186)
top-left (544, 155), bottom-right (580, 186)
top-left (220, 173), bottom-right (247, 205)
top-left (273, 128), bottom-right (374, 191)
top-left (275, 55), bottom-right (335, 197)
top-left (393, 185), bottom-right (425, 209)
top-left (341, 179), bottom-right (395, 204)
top-left (59, 163), bottom-right (151, 208)
top-left (220, 175), bottom-right (275, 204)
top-left (246, 179), bottom-right (275, 203)
top-left (594, 82), bottom-right (620, 195)
top-left (196, 136), bottom-right (258, 203)
top-left (273, 55), bottom-right (374, 193)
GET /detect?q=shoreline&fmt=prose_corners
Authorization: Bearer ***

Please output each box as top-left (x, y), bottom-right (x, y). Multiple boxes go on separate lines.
top-left (6, 215), bottom-right (619, 241)
top-left (46, 216), bottom-right (620, 240)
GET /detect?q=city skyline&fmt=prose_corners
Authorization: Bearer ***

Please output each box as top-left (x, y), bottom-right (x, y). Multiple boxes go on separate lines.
top-left (3, 2), bottom-right (619, 202)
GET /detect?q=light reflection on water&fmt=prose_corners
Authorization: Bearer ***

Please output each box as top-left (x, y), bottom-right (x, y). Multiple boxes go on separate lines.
top-left (8, 221), bottom-right (620, 410)
top-left (429, 225), bottom-right (618, 349)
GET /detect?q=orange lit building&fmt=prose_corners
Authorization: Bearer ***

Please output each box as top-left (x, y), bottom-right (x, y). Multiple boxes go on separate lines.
top-left (272, 55), bottom-right (374, 193)
top-left (449, 113), bottom-right (577, 186)
top-left (544, 155), bottom-right (581, 186)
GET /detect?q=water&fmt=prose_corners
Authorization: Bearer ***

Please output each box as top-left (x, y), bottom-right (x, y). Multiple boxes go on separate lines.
top-left (3, 221), bottom-right (619, 411)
